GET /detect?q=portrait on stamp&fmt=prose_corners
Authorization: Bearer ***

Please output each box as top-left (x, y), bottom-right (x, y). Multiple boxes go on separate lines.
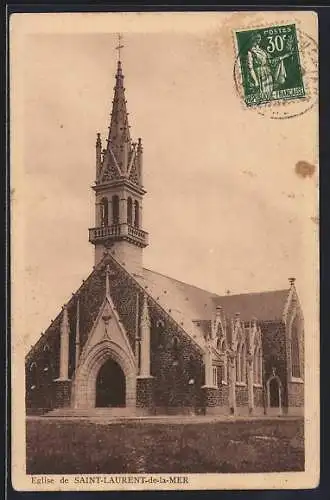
top-left (10, 11), bottom-right (319, 491)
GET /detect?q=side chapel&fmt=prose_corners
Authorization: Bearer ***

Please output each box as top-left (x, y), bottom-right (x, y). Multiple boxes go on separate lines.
top-left (25, 56), bottom-right (304, 418)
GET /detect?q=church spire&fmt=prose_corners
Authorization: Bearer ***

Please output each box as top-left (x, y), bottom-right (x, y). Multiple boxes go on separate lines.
top-left (95, 35), bottom-right (144, 186)
top-left (106, 59), bottom-right (131, 172)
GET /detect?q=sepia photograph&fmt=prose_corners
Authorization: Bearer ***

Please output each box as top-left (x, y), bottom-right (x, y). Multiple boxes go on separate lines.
top-left (10, 11), bottom-right (319, 491)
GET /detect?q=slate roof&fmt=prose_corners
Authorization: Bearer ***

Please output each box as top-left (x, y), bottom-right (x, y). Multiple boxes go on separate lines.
top-left (213, 290), bottom-right (290, 322)
top-left (139, 268), bottom-right (218, 319)
top-left (134, 268), bottom-right (219, 345)
top-left (138, 268), bottom-right (290, 327)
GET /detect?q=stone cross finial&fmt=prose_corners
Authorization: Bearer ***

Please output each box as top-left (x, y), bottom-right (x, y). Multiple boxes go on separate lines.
top-left (115, 33), bottom-right (124, 61)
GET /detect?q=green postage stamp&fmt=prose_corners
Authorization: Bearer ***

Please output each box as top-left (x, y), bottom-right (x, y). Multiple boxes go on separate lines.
top-left (235, 24), bottom-right (305, 106)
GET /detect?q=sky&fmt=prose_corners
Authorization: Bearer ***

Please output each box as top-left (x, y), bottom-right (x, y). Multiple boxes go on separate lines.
top-left (10, 12), bottom-right (318, 352)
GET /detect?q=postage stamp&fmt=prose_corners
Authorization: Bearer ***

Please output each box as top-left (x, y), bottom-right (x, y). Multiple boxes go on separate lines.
top-left (235, 24), bottom-right (305, 106)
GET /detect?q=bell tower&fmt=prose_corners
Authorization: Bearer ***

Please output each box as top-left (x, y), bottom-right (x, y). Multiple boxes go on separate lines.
top-left (89, 39), bottom-right (148, 275)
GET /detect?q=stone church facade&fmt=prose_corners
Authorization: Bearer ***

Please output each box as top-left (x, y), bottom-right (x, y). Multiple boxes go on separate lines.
top-left (25, 60), bottom-right (304, 417)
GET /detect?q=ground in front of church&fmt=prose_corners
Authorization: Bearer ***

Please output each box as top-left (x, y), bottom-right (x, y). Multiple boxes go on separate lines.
top-left (26, 417), bottom-right (304, 474)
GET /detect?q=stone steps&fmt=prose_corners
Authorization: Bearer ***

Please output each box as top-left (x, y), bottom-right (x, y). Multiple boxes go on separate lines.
top-left (46, 407), bottom-right (137, 418)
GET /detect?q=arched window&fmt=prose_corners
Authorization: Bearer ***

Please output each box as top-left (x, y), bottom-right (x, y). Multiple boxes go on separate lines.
top-left (253, 349), bottom-right (258, 384)
top-left (112, 195), bottom-right (119, 225)
top-left (212, 366), bottom-right (218, 387)
top-left (223, 353), bottom-right (228, 384)
top-left (137, 340), bottom-right (141, 372)
top-left (258, 348), bottom-right (263, 384)
top-left (134, 200), bottom-right (139, 228)
top-left (291, 325), bottom-right (301, 378)
top-left (127, 197), bottom-right (133, 225)
top-left (216, 338), bottom-right (223, 351)
top-left (100, 198), bottom-right (109, 227)
top-left (236, 345), bottom-right (241, 382)
top-left (254, 347), bottom-right (262, 384)
top-left (241, 343), bottom-right (246, 383)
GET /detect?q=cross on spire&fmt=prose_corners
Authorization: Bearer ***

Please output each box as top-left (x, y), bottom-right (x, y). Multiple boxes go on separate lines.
top-left (115, 33), bottom-right (124, 61)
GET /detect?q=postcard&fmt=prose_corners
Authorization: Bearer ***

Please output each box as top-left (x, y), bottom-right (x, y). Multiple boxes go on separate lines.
top-left (10, 10), bottom-right (319, 490)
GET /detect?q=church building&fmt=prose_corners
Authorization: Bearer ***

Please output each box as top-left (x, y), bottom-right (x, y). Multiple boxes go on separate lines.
top-left (25, 56), bottom-right (304, 418)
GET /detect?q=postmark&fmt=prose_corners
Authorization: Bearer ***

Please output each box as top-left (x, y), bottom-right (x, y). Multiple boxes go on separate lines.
top-left (233, 23), bottom-right (318, 119)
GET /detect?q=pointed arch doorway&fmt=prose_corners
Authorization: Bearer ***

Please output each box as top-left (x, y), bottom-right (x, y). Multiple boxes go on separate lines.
top-left (72, 339), bottom-right (136, 410)
top-left (95, 358), bottom-right (126, 407)
top-left (266, 374), bottom-right (282, 416)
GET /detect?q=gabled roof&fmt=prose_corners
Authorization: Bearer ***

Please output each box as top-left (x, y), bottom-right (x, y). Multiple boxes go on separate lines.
top-left (138, 268), bottom-right (291, 327)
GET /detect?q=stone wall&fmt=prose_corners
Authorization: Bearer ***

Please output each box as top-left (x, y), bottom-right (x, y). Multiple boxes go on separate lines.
top-left (53, 380), bottom-right (72, 408)
top-left (25, 316), bottom-right (61, 413)
top-left (287, 381), bottom-right (304, 407)
top-left (217, 384), bottom-right (229, 406)
top-left (136, 377), bottom-right (154, 410)
top-left (109, 241), bottom-right (143, 277)
top-left (253, 386), bottom-right (264, 407)
top-left (149, 306), bottom-right (204, 410)
top-left (235, 385), bottom-right (248, 406)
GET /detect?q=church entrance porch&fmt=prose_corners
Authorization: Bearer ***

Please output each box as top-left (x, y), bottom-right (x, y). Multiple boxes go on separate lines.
top-left (72, 339), bottom-right (136, 411)
top-left (95, 358), bottom-right (126, 408)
